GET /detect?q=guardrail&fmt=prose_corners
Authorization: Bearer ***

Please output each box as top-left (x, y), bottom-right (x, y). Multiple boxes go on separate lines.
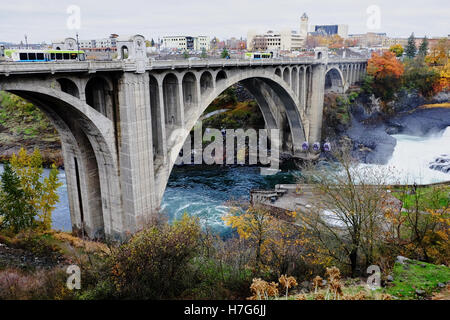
top-left (0, 57), bottom-right (368, 75)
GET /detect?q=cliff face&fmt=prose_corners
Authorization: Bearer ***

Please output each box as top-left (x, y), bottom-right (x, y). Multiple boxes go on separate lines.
top-left (324, 90), bottom-right (450, 165)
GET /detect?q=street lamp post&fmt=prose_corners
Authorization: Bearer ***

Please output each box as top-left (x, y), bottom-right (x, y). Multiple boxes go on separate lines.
top-left (76, 32), bottom-right (80, 61)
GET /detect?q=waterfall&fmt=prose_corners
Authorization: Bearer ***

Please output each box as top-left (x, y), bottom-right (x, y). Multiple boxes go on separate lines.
top-left (383, 126), bottom-right (450, 184)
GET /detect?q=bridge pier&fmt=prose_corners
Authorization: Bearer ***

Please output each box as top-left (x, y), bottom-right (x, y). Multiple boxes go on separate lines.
top-left (306, 64), bottom-right (326, 144)
top-left (117, 72), bottom-right (157, 233)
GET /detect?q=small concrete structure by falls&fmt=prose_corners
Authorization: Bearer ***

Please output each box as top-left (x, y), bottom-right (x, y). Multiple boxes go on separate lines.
top-left (0, 35), bottom-right (367, 240)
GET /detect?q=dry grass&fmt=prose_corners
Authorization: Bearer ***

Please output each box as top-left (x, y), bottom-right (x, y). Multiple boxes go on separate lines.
top-left (419, 102), bottom-right (450, 109)
top-left (52, 232), bottom-right (109, 254)
top-left (431, 284), bottom-right (450, 300)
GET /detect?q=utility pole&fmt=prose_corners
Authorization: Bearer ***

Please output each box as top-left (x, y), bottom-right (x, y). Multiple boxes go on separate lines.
top-left (76, 32), bottom-right (80, 61)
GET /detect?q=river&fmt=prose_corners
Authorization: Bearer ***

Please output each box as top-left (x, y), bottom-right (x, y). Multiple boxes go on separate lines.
top-left (0, 126), bottom-right (449, 232)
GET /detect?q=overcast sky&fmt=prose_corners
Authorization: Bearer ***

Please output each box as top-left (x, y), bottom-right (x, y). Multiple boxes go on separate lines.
top-left (0, 0), bottom-right (449, 43)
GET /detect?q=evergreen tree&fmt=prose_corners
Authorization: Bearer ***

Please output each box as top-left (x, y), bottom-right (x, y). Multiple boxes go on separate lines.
top-left (405, 33), bottom-right (417, 59)
top-left (418, 36), bottom-right (429, 57)
top-left (201, 47), bottom-right (207, 59)
top-left (221, 48), bottom-right (230, 59)
top-left (0, 163), bottom-right (36, 232)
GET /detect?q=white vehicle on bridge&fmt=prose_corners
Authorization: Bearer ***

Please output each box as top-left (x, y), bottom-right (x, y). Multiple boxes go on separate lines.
top-left (244, 52), bottom-right (273, 60)
top-left (3, 49), bottom-right (86, 62)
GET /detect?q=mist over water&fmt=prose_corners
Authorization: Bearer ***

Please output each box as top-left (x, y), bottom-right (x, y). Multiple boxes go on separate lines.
top-left (361, 126), bottom-right (450, 185)
top-left (1, 127), bottom-right (448, 233)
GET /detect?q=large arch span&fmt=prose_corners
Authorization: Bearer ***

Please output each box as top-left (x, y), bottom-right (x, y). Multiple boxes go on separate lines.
top-left (0, 81), bottom-right (122, 239)
top-left (151, 69), bottom-right (309, 202)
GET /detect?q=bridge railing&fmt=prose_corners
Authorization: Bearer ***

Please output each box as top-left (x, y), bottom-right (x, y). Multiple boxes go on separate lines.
top-left (0, 57), bottom-right (368, 75)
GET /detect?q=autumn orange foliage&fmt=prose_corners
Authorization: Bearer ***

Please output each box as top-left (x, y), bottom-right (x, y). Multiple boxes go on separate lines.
top-left (367, 51), bottom-right (404, 79)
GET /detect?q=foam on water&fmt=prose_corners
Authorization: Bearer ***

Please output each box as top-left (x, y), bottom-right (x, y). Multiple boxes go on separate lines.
top-left (359, 126), bottom-right (450, 184)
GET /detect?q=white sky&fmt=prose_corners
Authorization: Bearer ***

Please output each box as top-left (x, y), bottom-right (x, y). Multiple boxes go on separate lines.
top-left (0, 0), bottom-right (449, 43)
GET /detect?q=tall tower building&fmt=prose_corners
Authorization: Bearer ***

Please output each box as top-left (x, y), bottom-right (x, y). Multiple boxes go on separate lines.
top-left (300, 12), bottom-right (309, 38)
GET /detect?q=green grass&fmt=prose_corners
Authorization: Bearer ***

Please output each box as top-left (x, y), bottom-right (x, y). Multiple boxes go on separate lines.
top-left (385, 259), bottom-right (450, 299)
top-left (392, 185), bottom-right (450, 210)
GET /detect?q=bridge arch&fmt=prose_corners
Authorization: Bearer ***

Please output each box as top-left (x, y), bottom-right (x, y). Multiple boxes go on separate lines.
top-left (85, 76), bottom-right (114, 119)
top-left (57, 78), bottom-right (80, 98)
top-left (275, 67), bottom-right (282, 77)
top-left (163, 73), bottom-right (181, 126)
top-left (182, 72), bottom-right (198, 111)
top-left (282, 68), bottom-right (290, 85)
top-left (119, 45), bottom-right (129, 60)
top-left (162, 69), bottom-right (307, 183)
top-left (291, 67), bottom-right (298, 96)
top-left (215, 70), bottom-right (227, 84)
top-left (200, 71), bottom-right (214, 95)
top-left (0, 81), bottom-right (121, 239)
top-left (324, 66), bottom-right (346, 93)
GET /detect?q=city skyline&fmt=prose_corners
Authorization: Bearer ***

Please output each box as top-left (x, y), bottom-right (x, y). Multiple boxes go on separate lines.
top-left (1, 0), bottom-right (449, 44)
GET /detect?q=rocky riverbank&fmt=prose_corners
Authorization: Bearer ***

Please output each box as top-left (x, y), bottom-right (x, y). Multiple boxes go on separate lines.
top-left (337, 90), bottom-right (450, 165)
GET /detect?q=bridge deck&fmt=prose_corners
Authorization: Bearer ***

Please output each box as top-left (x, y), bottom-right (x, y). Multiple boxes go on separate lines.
top-left (0, 57), bottom-right (368, 76)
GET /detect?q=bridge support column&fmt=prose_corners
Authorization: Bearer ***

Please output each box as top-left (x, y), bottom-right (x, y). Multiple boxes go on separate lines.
top-left (307, 64), bottom-right (326, 144)
top-left (117, 72), bottom-right (157, 234)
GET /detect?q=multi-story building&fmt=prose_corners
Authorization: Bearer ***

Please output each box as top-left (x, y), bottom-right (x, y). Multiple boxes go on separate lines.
top-left (247, 13), bottom-right (309, 51)
top-left (225, 37), bottom-right (246, 50)
top-left (250, 30), bottom-right (305, 51)
top-left (52, 34), bottom-right (118, 52)
top-left (161, 36), bottom-right (210, 51)
top-left (348, 32), bottom-right (387, 47)
top-left (311, 24), bottom-right (349, 39)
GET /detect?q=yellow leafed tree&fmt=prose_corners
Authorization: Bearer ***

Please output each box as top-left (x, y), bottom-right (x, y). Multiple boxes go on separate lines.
top-left (9, 148), bottom-right (62, 230)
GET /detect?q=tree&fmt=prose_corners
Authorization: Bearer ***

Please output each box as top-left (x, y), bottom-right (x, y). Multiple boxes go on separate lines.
top-left (0, 148), bottom-right (61, 232)
top-left (223, 205), bottom-right (303, 276)
top-left (0, 163), bottom-right (36, 232)
top-left (405, 33), bottom-right (417, 59)
top-left (296, 144), bottom-right (395, 276)
top-left (366, 51), bottom-right (404, 103)
top-left (389, 44), bottom-right (404, 57)
top-left (425, 38), bottom-right (450, 66)
top-left (385, 185), bottom-right (449, 264)
top-left (183, 50), bottom-right (190, 59)
top-left (418, 36), bottom-right (429, 57)
top-left (403, 58), bottom-right (441, 97)
top-left (221, 48), bottom-right (230, 59)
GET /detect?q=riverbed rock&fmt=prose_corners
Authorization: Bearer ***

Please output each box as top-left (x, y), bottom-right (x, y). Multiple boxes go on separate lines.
top-left (386, 108), bottom-right (450, 137)
top-left (387, 275), bottom-right (394, 282)
top-left (429, 154), bottom-right (450, 174)
top-left (396, 256), bottom-right (410, 265)
top-left (346, 117), bottom-right (397, 164)
top-left (415, 289), bottom-right (426, 296)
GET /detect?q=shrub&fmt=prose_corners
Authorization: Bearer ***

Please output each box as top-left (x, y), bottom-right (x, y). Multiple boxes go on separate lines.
top-left (403, 58), bottom-right (441, 97)
top-left (109, 214), bottom-right (202, 299)
top-left (0, 268), bottom-right (74, 300)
